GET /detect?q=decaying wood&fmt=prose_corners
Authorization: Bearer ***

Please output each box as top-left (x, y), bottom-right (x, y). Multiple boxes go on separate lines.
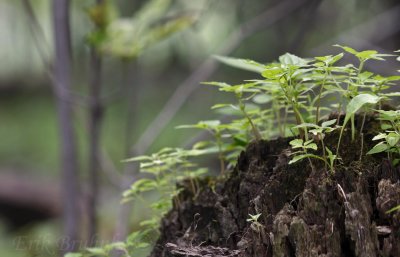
top-left (151, 116), bottom-right (400, 257)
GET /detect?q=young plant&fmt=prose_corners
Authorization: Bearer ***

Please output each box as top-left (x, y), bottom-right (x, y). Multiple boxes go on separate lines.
top-left (313, 53), bottom-right (344, 123)
top-left (260, 53), bottom-right (313, 139)
top-left (336, 93), bottom-right (381, 155)
top-left (177, 120), bottom-right (228, 173)
top-left (292, 119), bottom-right (338, 173)
top-left (367, 110), bottom-right (400, 166)
top-left (204, 82), bottom-right (263, 141)
top-left (246, 213), bottom-right (263, 233)
top-left (289, 138), bottom-right (320, 163)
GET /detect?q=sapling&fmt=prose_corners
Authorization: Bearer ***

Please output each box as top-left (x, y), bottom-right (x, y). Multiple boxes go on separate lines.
top-left (261, 53), bottom-right (313, 139)
top-left (204, 81), bottom-right (263, 141)
top-left (247, 213), bottom-right (263, 233)
top-left (313, 53), bottom-right (344, 124)
top-left (367, 110), bottom-right (400, 166)
top-left (336, 93), bottom-right (381, 157)
top-left (291, 119), bottom-right (338, 173)
top-left (177, 120), bottom-right (227, 173)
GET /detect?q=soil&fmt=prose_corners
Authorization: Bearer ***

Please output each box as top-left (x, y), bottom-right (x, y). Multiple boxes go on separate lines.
top-left (150, 114), bottom-right (400, 257)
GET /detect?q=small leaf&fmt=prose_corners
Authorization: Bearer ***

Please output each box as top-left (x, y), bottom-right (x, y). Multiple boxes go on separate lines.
top-left (279, 53), bottom-right (309, 66)
top-left (367, 142), bottom-right (389, 155)
top-left (247, 213), bottom-right (262, 222)
top-left (214, 55), bottom-right (265, 73)
top-left (343, 94), bottom-right (380, 127)
top-left (386, 132), bottom-right (399, 147)
top-left (334, 44), bottom-right (358, 55)
top-left (289, 154), bottom-right (323, 164)
top-left (356, 50), bottom-right (378, 60)
top-left (372, 133), bottom-right (387, 141)
top-left (122, 155), bottom-right (153, 163)
top-left (253, 94), bottom-right (272, 104)
top-left (87, 247), bottom-right (107, 255)
top-left (321, 119), bottom-right (337, 128)
top-left (304, 143), bottom-right (317, 150)
top-left (289, 139), bottom-right (304, 148)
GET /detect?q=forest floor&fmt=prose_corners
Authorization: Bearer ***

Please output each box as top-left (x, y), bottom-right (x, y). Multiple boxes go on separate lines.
top-left (150, 114), bottom-right (400, 257)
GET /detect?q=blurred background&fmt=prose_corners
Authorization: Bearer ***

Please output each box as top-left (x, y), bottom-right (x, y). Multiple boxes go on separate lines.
top-left (0, 0), bottom-right (399, 256)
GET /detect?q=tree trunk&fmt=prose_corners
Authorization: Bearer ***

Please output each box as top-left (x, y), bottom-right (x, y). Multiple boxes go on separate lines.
top-left (87, 0), bottom-right (104, 243)
top-left (53, 0), bottom-right (81, 253)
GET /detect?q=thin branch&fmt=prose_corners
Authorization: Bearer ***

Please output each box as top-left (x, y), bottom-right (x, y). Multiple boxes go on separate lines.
top-left (87, 24), bottom-right (103, 249)
top-left (21, 0), bottom-right (91, 108)
top-left (130, 0), bottom-right (310, 156)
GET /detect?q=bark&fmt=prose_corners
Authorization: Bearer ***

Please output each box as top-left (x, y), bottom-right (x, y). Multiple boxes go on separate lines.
top-left (53, 0), bottom-right (80, 253)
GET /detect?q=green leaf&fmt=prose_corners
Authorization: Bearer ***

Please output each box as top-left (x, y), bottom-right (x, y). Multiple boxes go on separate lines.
top-left (386, 132), bottom-right (399, 147)
top-left (372, 133), bottom-right (387, 141)
top-left (203, 81), bottom-right (231, 89)
top-left (253, 94), bottom-right (272, 104)
top-left (367, 142), bottom-right (389, 155)
top-left (127, 179), bottom-right (158, 195)
top-left (346, 94), bottom-right (380, 115)
top-left (289, 154), bottom-right (324, 164)
top-left (214, 55), bottom-right (265, 73)
top-left (334, 44), bottom-right (358, 55)
top-left (122, 155), bottom-right (152, 162)
top-left (343, 94), bottom-right (380, 126)
top-left (279, 53), bottom-right (309, 66)
top-left (177, 120), bottom-right (221, 130)
top-left (304, 143), bottom-right (317, 150)
top-left (356, 50), bottom-right (378, 60)
top-left (293, 123), bottom-right (319, 129)
top-left (86, 247), bottom-right (107, 255)
top-left (321, 119), bottom-right (337, 128)
top-left (247, 213), bottom-right (262, 222)
top-left (261, 67), bottom-right (282, 79)
top-left (289, 139), bottom-right (304, 148)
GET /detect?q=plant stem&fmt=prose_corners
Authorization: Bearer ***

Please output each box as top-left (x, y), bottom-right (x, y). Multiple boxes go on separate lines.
top-left (320, 136), bottom-right (327, 171)
top-left (315, 70), bottom-right (328, 124)
top-left (239, 99), bottom-right (262, 141)
top-left (216, 133), bottom-right (225, 174)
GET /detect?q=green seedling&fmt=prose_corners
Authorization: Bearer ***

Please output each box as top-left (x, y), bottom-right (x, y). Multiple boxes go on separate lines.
top-left (246, 213), bottom-right (263, 233)
top-left (313, 53), bottom-right (344, 123)
top-left (261, 53), bottom-right (312, 139)
top-left (367, 110), bottom-right (400, 166)
top-left (177, 120), bottom-right (227, 173)
top-left (204, 81), bottom-right (263, 141)
top-left (336, 93), bottom-right (381, 155)
top-left (289, 138), bottom-right (320, 162)
top-left (293, 119), bottom-right (338, 173)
